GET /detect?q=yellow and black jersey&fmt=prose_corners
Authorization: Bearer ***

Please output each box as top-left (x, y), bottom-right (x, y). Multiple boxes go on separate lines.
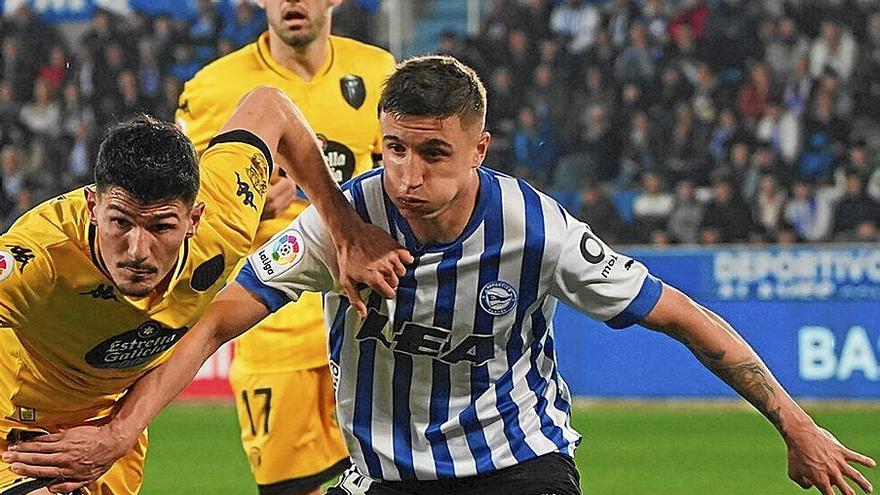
top-left (0, 131), bottom-right (271, 428)
top-left (176, 32), bottom-right (395, 373)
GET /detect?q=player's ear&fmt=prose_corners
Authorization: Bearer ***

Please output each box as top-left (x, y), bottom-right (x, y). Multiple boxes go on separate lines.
top-left (474, 131), bottom-right (491, 169)
top-left (187, 202), bottom-right (206, 238)
top-left (85, 187), bottom-right (99, 225)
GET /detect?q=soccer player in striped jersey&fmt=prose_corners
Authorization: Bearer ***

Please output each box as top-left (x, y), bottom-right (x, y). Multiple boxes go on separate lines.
top-left (21, 56), bottom-right (875, 495)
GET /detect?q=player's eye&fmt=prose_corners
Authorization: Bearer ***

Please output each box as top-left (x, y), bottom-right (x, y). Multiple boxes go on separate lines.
top-left (152, 224), bottom-right (175, 233)
top-left (422, 148), bottom-right (448, 162)
top-left (112, 218), bottom-right (131, 229)
top-left (386, 143), bottom-right (406, 154)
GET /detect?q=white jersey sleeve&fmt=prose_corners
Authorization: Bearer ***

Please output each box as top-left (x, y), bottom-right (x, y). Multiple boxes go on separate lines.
top-left (235, 204), bottom-right (336, 312)
top-left (550, 213), bottom-right (662, 329)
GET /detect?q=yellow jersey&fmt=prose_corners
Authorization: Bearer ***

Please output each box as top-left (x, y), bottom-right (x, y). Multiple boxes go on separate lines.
top-left (176, 32), bottom-right (395, 373)
top-left (0, 134), bottom-right (271, 428)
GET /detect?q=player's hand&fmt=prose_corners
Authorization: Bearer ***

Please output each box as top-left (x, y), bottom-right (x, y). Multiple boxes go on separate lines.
top-left (261, 171), bottom-right (298, 220)
top-left (334, 218), bottom-right (413, 318)
top-left (785, 424), bottom-right (875, 495)
top-left (1, 424), bottom-right (137, 493)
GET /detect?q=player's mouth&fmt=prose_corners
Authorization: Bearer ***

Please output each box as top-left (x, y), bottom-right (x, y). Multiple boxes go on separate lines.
top-left (281, 8), bottom-right (308, 27)
top-left (121, 265), bottom-right (157, 277)
top-left (397, 196), bottom-right (428, 210)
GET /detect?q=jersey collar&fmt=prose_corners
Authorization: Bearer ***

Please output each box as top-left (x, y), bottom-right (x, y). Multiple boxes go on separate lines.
top-left (255, 31), bottom-right (335, 84)
top-left (384, 169), bottom-right (490, 255)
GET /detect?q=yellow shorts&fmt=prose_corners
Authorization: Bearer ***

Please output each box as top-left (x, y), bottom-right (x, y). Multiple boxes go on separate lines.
top-left (0, 426), bottom-right (147, 495)
top-left (229, 365), bottom-right (349, 493)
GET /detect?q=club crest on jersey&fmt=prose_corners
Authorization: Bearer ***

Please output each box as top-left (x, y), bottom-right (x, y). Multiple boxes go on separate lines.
top-left (255, 229), bottom-right (303, 279)
top-left (479, 281), bottom-right (518, 316)
top-left (0, 251), bottom-right (15, 282)
top-left (340, 74), bottom-right (366, 109)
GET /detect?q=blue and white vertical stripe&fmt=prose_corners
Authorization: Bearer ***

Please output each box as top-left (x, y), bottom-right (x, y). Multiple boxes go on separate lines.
top-left (238, 167), bottom-right (662, 481)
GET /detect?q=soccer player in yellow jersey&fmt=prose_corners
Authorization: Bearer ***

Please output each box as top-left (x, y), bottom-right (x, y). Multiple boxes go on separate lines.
top-left (175, 1), bottom-right (395, 493)
top-left (0, 87), bottom-right (409, 495)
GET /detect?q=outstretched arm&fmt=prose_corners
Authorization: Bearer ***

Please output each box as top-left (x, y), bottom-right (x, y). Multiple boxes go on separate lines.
top-left (2, 283), bottom-right (269, 493)
top-left (219, 87), bottom-right (413, 314)
top-left (642, 284), bottom-right (876, 495)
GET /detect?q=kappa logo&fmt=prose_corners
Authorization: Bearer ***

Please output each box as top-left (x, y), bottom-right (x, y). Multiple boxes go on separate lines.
top-left (479, 281), bottom-right (518, 316)
top-left (7, 245), bottom-right (34, 272)
top-left (235, 172), bottom-right (257, 210)
top-left (0, 251), bottom-right (15, 282)
top-left (79, 284), bottom-right (118, 301)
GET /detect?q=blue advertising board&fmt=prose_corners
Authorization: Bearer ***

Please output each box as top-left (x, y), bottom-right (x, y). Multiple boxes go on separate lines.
top-left (554, 246), bottom-right (880, 399)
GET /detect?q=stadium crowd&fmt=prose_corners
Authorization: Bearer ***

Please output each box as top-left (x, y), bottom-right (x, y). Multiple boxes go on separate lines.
top-left (1, 0), bottom-right (879, 245)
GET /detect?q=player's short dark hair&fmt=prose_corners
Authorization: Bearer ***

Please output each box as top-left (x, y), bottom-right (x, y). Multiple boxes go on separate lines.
top-left (95, 115), bottom-right (199, 205)
top-left (379, 55), bottom-right (486, 128)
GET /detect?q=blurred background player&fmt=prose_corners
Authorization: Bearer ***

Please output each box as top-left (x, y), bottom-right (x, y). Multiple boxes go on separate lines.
top-left (0, 86), bottom-right (405, 495)
top-left (174, 1), bottom-right (396, 494)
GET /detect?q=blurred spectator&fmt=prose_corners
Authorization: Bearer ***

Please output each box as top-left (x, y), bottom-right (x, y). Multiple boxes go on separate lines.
top-left (752, 174), bottom-right (787, 235)
top-left (1, 145), bottom-right (25, 205)
top-left (170, 44), bottom-right (201, 83)
top-left (155, 76), bottom-right (182, 122)
top-left (505, 30), bottom-right (536, 94)
top-left (19, 80), bottom-right (60, 142)
top-left (550, 0), bottom-right (601, 54)
top-left (783, 55), bottom-right (813, 116)
top-left (632, 172), bottom-right (675, 234)
top-left (60, 83), bottom-right (95, 138)
top-left (222, 2), bottom-right (265, 49)
top-left (0, 81), bottom-right (21, 149)
top-left (809, 21), bottom-right (857, 81)
top-left (667, 179), bottom-right (703, 244)
top-left (833, 174), bottom-right (880, 236)
top-left (738, 63), bottom-right (774, 121)
top-left (63, 121), bottom-right (92, 190)
top-left (80, 9), bottom-right (119, 61)
top-left (764, 17), bottom-right (809, 80)
top-left (576, 185), bottom-right (623, 243)
top-left (137, 39), bottom-right (163, 105)
top-left (512, 105), bottom-right (559, 187)
top-left (614, 23), bottom-right (657, 87)
top-left (784, 180), bottom-right (838, 242)
top-left (190, 0), bottom-right (223, 63)
top-left (1, 38), bottom-right (30, 101)
top-left (38, 46), bottom-right (68, 96)
top-left (701, 178), bottom-right (754, 243)
top-left (525, 64), bottom-right (569, 135)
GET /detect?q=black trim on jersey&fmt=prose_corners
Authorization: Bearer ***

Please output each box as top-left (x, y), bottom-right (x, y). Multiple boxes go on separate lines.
top-left (257, 458), bottom-right (349, 495)
top-left (175, 238), bottom-right (190, 280)
top-left (87, 224), bottom-right (112, 279)
top-left (207, 130), bottom-right (274, 176)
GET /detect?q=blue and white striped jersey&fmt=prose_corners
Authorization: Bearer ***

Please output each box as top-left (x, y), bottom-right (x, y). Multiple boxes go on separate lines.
top-left (237, 167), bottom-right (663, 481)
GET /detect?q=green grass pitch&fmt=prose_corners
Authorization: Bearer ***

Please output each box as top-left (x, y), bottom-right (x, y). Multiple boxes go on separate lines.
top-left (142, 402), bottom-right (879, 494)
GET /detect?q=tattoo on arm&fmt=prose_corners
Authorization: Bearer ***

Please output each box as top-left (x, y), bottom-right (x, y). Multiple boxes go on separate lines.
top-left (677, 336), bottom-right (785, 434)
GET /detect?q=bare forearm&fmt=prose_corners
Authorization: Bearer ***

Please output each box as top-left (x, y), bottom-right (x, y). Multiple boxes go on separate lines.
top-left (274, 95), bottom-right (357, 236)
top-left (645, 287), bottom-right (814, 437)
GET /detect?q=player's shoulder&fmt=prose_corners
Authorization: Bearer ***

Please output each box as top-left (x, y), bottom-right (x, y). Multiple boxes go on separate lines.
top-left (341, 167), bottom-right (384, 193)
top-left (183, 41), bottom-right (262, 91)
top-left (330, 35), bottom-right (395, 74)
top-left (1, 189), bottom-right (91, 277)
top-left (483, 167), bottom-right (571, 235)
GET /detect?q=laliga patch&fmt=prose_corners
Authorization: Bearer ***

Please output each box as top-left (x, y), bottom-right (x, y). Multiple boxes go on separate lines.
top-left (0, 251), bottom-right (15, 281)
top-left (254, 229), bottom-right (304, 279)
top-left (479, 281), bottom-right (518, 316)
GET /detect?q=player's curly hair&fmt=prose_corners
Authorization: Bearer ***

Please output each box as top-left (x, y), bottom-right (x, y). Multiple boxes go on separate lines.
top-left (95, 115), bottom-right (199, 205)
top-left (379, 55), bottom-right (487, 128)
